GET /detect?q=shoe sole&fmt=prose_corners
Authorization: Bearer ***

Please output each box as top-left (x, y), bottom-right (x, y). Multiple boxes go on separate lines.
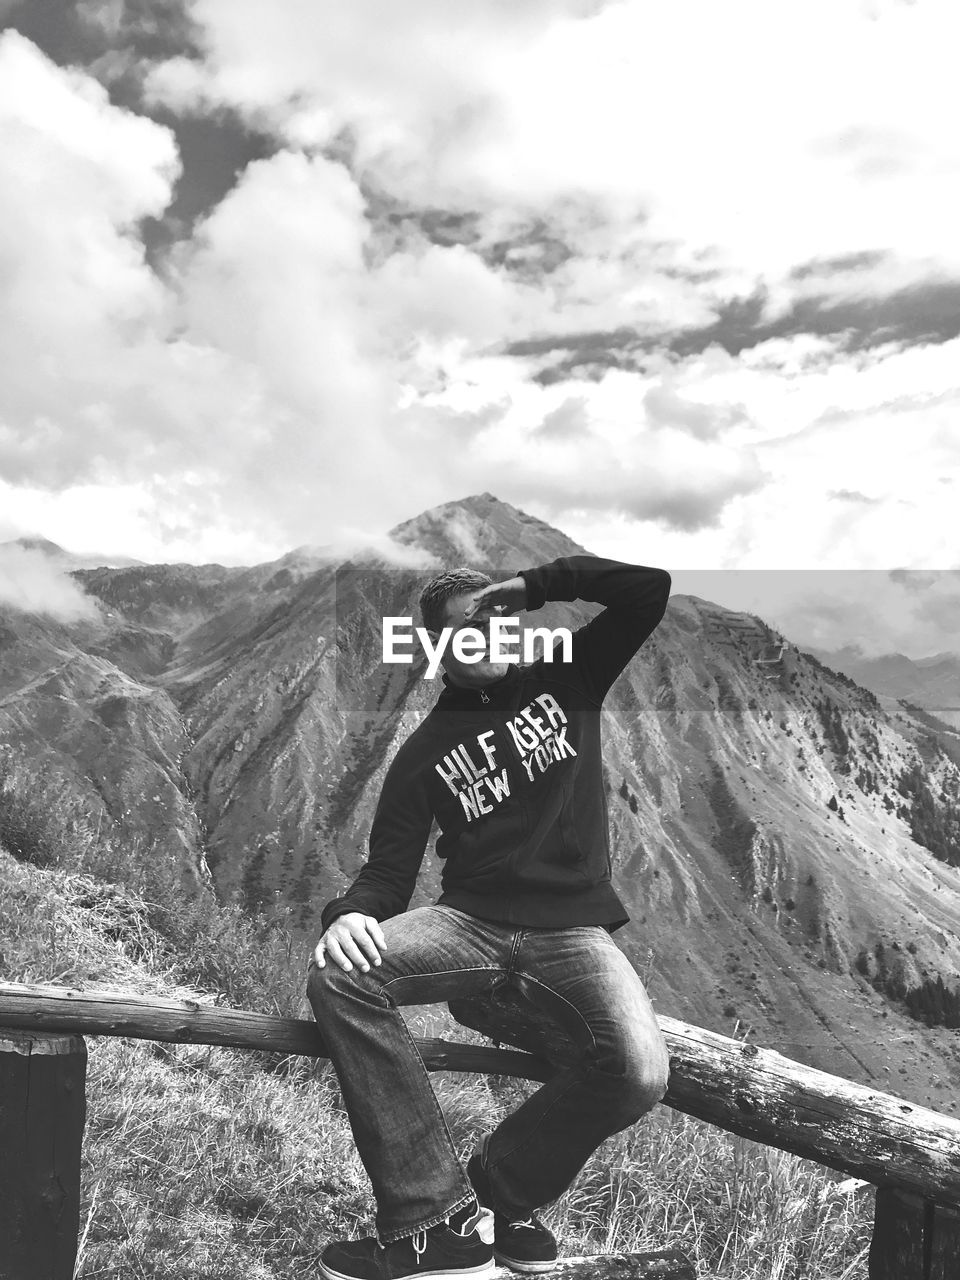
top-left (494, 1253), bottom-right (558, 1275)
top-left (320, 1262), bottom-right (497, 1280)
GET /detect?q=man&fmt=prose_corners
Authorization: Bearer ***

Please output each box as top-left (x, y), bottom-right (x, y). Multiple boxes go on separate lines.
top-left (308, 555), bottom-right (672, 1280)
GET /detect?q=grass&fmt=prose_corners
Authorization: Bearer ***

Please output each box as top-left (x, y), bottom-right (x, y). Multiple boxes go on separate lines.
top-left (0, 754), bottom-right (872, 1278)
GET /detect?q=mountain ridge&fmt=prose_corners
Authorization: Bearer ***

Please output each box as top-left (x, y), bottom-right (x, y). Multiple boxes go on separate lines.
top-left (1, 535), bottom-right (144, 570)
top-left (811, 644), bottom-right (960, 734)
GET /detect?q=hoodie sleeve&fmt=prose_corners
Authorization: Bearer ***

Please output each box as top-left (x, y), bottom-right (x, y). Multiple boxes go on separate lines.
top-left (319, 741), bottom-right (433, 934)
top-left (517, 555), bottom-right (671, 704)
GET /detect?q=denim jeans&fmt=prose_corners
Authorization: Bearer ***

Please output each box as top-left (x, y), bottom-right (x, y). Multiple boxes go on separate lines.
top-left (306, 905), bottom-right (670, 1243)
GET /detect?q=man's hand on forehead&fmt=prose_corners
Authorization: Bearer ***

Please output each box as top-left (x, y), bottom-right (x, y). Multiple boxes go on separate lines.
top-left (467, 599), bottom-right (506, 621)
top-left (464, 575), bottom-right (529, 621)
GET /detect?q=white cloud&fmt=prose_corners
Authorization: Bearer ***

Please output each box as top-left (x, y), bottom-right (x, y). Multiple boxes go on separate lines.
top-left (148, 0), bottom-right (960, 298)
top-left (0, 31), bottom-right (178, 487)
top-left (0, 39), bottom-right (431, 551)
top-left (145, 1), bottom-right (604, 135)
top-left (0, 545), bottom-right (99, 620)
top-left (3, 6), bottom-right (960, 577)
top-left (0, 36), bottom-right (762, 557)
top-left (328, 530), bottom-right (440, 569)
top-left (540, 324), bottom-right (960, 576)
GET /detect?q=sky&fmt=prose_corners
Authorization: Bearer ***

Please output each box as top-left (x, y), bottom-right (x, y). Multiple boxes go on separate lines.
top-left (1, 1), bottom-right (959, 654)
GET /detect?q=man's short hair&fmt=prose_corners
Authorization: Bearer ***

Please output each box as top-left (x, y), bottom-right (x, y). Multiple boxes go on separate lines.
top-left (419, 567), bottom-right (492, 635)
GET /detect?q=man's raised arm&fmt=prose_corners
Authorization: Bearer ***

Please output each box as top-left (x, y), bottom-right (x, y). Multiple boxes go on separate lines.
top-left (518, 555), bottom-right (671, 703)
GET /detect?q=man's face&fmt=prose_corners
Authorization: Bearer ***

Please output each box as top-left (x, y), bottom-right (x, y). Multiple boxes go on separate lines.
top-left (431, 590), bottom-right (512, 687)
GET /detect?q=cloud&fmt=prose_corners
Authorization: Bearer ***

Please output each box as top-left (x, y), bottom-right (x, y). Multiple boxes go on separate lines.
top-left (643, 383), bottom-right (748, 441)
top-left (889, 569), bottom-right (941, 592)
top-left (0, 31), bottom-right (180, 487)
top-left (659, 277), bottom-right (960, 358)
top-left (0, 39), bottom-right (438, 550)
top-left (524, 466), bottom-right (766, 534)
top-left (829, 490), bottom-right (881, 505)
top-left (400, 352), bottom-right (770, 534)
top-left (547, 329), bottom-right (960, 574)
top-left (137, 1), bottom-right (960, 407)
top-left (439, 513), bottom-right (487, 563)
top-left (0, 36), bottom-right (765, 557)
top-left (535, 397), bottom-right (590, 440)
top-left (144, 0), bottom-right (609, 137)
top-left (772, 572), bottom-right (960, 659)
top-left (0, 546), bottom-right (99, 620)
top-left (331, 531), bottom-right (440, 570)
top-left (77, 0), bottom-right (187, 40)
top-left (497, 405), bottom-right (768, 533)
top-left (670, 569), bottom-right (960, 661)
top-left (4, 6), bottom-right (960, 573)
top-left (912, 576), bottom-right (960, 636)
top-left (146, 0), bottom-right (960, 296)
top-left (790, 251), bottom-right (891, 283)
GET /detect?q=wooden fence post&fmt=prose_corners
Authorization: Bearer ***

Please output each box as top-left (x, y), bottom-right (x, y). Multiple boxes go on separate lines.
top-left (0, 1029), bottom-right (86, 1280)
top-left (869, 1187), bottom-right (960, 1280)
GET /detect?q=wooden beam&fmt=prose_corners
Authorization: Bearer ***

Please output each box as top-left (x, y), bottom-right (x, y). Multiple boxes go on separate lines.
top-left (2, 980), bottom-right (960, 1210)
top-left (491, 1252), bottom-right (695, 1279)
top-left (0, 1029), bottom-right (86, 1280)
top-left (660, 1015), bottom-right (960, 1209)
top-left (0, 980), bottom-right (551, 1078)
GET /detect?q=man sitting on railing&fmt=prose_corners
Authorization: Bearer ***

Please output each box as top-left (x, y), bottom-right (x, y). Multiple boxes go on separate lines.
top-left (308, 555), bottom-right (672, 1280)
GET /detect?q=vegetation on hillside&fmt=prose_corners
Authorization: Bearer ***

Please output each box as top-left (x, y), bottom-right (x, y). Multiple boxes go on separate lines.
top-left (896, 763), bottom-right (960, 868)
top-left (855, 940), bottom-right (960, 1030)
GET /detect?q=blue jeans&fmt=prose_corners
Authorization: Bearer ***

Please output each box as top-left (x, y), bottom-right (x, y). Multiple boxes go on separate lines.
top-left (306, 906), bottom-right (670, 1244)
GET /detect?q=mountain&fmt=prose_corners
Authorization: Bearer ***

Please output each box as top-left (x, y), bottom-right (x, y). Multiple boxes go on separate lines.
top-left (812, 645), bottom-right (960, 733)
top-left (2, 493), bottom-right (960, 1112)
top-left (1, 535), bottom-right (143, 570)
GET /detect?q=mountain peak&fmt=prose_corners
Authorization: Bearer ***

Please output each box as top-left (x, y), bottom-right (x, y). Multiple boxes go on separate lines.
top-left (6, 536), bottom-right (68, 558)
top-left (388, 493), bottom-right (587, 567)
top-left (1, 536), bottom-right (143, 571)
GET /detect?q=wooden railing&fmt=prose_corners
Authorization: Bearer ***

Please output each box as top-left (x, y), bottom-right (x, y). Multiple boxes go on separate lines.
top-left (1, 979), bottom-right (959, 1278)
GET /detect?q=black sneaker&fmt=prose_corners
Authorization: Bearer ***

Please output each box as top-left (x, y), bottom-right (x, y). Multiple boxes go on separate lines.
top-left (319, 1203), bottom-right (495, 1280)
top-left (466, 1154), bottom-right (558, 1274)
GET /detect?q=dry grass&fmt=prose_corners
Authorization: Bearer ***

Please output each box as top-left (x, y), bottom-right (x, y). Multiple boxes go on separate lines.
top-left (0, 755), bottom-right (872, 1277)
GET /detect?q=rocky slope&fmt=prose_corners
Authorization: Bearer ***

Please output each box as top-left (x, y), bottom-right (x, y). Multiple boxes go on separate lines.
top-left (2, 495), bottom-right (960, 1108)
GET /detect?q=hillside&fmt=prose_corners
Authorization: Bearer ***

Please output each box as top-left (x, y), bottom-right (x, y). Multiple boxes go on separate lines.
top-left (1, 493), bottom-right (959, 1111)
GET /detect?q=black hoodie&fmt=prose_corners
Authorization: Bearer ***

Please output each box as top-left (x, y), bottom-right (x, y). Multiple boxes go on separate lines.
top-left (319, 556), bottom-right (671, 934)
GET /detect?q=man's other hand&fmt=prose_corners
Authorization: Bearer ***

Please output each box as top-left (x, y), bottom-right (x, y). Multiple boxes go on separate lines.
top-left (464, 575), bottom-right (528, 619)
top-left (313, 913), bottom-right (387, 972)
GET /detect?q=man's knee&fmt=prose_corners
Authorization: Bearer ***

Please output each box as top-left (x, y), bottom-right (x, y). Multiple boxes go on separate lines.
top-left (629, 1042), bottom-right (671, 1115)
top-left (596, 1032), bottom-right (670, 1127)
top-left (306, 958), bottom-right (368, 1017)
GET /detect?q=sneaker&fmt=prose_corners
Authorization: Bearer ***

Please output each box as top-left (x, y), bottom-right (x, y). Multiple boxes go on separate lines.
top-left (466, 1154), bottom-right (558, 1274)
top-left (319, 1203), bottom-right (496, 1280)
